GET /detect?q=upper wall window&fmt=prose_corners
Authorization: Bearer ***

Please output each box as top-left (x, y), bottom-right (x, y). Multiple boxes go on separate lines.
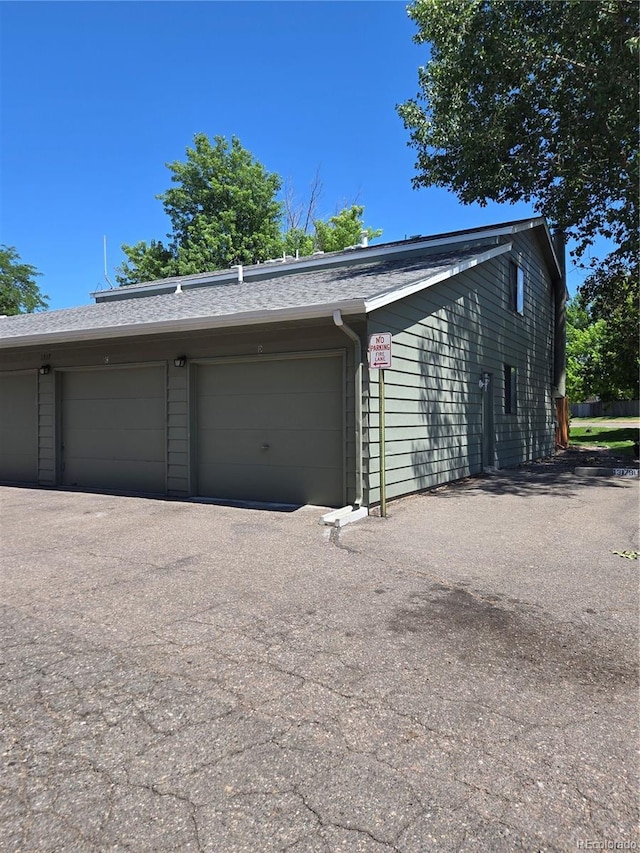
top-left (509, 261), bottom-right (525, 314)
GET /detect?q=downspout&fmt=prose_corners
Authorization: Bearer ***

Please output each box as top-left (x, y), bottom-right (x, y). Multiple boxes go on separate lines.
top-left (332, 309), bottom-right (364, 507)
top-left (551, 230), bottom-right (567, 398)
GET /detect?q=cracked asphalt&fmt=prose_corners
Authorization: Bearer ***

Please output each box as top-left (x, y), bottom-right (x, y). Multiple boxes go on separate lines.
top-left (1, 464), bottom-right (638, 852)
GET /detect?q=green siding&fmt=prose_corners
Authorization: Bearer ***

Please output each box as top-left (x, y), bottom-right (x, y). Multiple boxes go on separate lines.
top-left (366, 235), bottom-right (555, 504)
top-left (38, 371), bottom-right (56, 485)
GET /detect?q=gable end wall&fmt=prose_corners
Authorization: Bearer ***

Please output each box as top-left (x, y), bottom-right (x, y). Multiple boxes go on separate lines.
top-left (365, 231), bottom-right (555, 504)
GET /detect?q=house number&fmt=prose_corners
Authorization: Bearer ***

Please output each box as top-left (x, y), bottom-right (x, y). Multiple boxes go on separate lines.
top-left (40, 352), bottom-right (51, 361)
top-left (257, 345), bottom-right (263, 353)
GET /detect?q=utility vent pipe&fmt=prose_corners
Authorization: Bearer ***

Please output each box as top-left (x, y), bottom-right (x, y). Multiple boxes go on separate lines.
top-left (232, 264), bottom-right (243, 283)
top-left (360, 230), bottom-right (369, 248)
top-left (175, 282), bottom-right (183, 294)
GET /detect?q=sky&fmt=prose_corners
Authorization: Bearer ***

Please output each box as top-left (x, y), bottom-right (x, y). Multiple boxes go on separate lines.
top-left (1, 1), bottom-right (590, 311)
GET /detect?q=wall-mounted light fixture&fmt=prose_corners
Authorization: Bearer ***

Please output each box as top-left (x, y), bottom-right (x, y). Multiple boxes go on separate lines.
top-left (39, 365), bottom-right (51, 375)
top-left (173, 356), bottom-right (187, 368)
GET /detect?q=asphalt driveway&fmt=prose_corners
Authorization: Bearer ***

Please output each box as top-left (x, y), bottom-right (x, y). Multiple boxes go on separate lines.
top-left (1, 467), bottom-right (638, 852)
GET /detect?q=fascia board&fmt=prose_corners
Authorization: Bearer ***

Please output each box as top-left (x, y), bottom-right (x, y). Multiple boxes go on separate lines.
top-left (0, 299), bottom-right (366, 350)
top-left (363, 244), bottom-right (513, 313)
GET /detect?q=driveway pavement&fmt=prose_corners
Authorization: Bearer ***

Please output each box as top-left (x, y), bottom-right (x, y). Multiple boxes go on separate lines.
top-left (1, 467), bottom-right (638, 852)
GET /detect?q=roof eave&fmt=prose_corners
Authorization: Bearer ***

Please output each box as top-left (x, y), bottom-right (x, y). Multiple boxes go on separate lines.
top-left (0, 299), bottom-right (366, 351)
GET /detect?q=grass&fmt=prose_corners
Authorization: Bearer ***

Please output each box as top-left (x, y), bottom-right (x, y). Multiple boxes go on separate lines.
top-left (571, 416), bottom-right (639, 424)
top-left (569, 427), bottom-right (639, 456)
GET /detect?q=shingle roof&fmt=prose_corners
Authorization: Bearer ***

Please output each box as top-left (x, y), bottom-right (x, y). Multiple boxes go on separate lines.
top-left (0, 246), bottom-right (496, 347)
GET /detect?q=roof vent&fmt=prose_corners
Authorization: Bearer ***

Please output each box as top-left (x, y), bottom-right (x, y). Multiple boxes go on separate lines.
top-left (175, 282), bottom-right (183, 294)
top-left (360, 230), bottom-right (369, 248)
top-left (232, 264), bottom-right (243, 283)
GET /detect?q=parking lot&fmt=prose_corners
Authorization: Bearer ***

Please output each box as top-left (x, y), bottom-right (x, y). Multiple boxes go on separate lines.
top-left (1, 465), bottom-right (638, 852)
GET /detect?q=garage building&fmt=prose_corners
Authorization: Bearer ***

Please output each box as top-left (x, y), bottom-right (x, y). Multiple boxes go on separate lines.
top-left (0, 218), bottom-right (566, 509)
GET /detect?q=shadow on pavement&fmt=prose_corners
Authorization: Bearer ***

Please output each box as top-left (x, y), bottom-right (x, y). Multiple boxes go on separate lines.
top-left (430, 448), bottom-right (639, 498)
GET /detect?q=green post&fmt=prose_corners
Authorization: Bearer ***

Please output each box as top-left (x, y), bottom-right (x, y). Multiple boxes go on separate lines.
top-left (379, 368), bottom-right (386, 518)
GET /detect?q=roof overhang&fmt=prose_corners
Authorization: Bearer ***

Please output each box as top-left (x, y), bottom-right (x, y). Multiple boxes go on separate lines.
top-left (0, 300), bottom-right (367, 350)
top-left (0, 229), bottom-right (554, 351)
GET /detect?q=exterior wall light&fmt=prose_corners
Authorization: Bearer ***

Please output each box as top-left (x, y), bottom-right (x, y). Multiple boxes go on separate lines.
top-left (39, 365), bottom-right (51, 375)
top-left (173, 356), bottom-right (187, 368)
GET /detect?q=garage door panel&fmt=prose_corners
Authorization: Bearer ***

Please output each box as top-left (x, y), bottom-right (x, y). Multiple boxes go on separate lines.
top-left (196, 356), bottom-right (344, 506)
top-left (63, 428), bottom-right (165, 463)
top-left (199, 391), bottom-right (340, 431)
top-left (198, 461), bottom-right (341, 505)
top-left (62, 367), bottom-right (166, 494)
top-left (0, 372), bottom-right (38, 483)
top-left (63, 397), bottom-right (165, 430)
top-left (198, 358), bottom-right (341, 397)
top-left (198, 428), bottom-right (342, 468)
top-left (62, 459), bottom-right (165, 494)
top-left (1, 425), bottom-right (35, 456)
top-left (65, 367), bottom-right (165, 400)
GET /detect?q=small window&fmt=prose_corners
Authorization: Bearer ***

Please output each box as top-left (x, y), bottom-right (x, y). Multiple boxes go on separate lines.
top-left (509, 262), bottom-right (524, 314)
top-left (504, 364), bottom-right (517, 414)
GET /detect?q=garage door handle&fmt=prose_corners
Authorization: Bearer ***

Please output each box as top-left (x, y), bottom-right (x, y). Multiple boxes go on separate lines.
top-left (261, 444), bottom-right (270, 450)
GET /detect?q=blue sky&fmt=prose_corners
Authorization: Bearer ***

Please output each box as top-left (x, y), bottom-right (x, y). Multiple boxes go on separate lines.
top-left (1, 1), bottom-right (588, 310)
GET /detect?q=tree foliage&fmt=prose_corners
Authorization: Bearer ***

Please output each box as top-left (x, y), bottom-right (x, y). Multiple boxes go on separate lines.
top-left (398, 0), bottom-right (639, 276)
top-left (566, 299), bottom-right (607, 402)
top-left (566, 281), bottom-right (639, 402)
top-left (118, 135), bottom-right (381, 285)
top-left (577, 266), bottom-right (639, 401)
top-left (118, 135), bottom-right (284, 285)
top-left (0, 245), bottom-right (48, 315)
top-left (315, 206), bottom-right (382, 253)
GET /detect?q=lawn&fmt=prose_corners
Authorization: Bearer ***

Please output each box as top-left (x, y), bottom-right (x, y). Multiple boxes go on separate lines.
top-left (569, 426), bottom-right (639, 456)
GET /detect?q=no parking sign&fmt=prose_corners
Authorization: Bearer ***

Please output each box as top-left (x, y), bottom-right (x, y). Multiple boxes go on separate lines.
top-left (368, 332), bottom-right (392, 369)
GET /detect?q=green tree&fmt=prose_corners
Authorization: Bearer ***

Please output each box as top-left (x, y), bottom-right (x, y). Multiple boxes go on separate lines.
top-left (566, 280), bottom-right (639, 403)
top-left (118, 134), bottom-right (284, 285)
top-left (566, 299), bottom-right (606, 402)
top-left (314, 205), bottom-right (382, 253)
top-left (0, 245), bottom-right (48, 315)
top-left (579, 265), bottom-right (639, 401)
top-left (282, 205), bottom-right (382, 257)
top-left (397, 0), bottom-right (639, 286)
top-left (118, 136), bottom-right (382, 284)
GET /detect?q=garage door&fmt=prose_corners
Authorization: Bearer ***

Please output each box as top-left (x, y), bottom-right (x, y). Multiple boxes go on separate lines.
top-left (61, 366), bottom-right (166, 494)
top-left (196, 355), bottom-right (344, 506)
top-left (0, 371), bottom-right (38, 483)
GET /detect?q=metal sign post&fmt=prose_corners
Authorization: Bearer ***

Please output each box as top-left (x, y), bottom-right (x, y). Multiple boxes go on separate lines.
top-left (379, 367), bottom-right (386, 517)
top-left (369, 333), bottom-right (392, 518)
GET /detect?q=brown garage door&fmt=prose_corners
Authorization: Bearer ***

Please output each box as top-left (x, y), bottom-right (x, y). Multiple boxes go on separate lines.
top-left (196, 354), bottom-right (344, 507)
top-left (0, 370), bottom-right (38, 483)
top-left (60, 365), bottom-right (166, 494)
